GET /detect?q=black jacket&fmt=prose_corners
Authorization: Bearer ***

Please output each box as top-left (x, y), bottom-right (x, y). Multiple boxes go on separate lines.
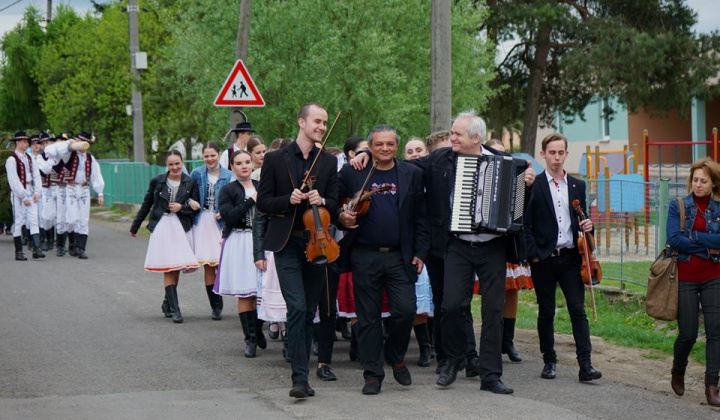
top-left (130, 173), bottom-right (199, 234)
top-left (252, 211), bottom-right (269, 263)
top-left (523, 171), bottom-right (587, 262)
top-left (337, 160), bottom-right (430, 279)
top-left (218, 180), bottom-right (259, 239)
top-left (257, 142), bottom-right (338, 252)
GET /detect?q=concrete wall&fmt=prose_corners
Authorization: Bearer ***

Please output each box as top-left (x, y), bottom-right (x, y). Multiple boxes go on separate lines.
top-left (627, 109), bottom-right (692, 165)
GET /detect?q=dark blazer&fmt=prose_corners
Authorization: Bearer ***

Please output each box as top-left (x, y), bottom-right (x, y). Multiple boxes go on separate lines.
top-left (218, 179), bottom-right (259, 238)
top-left (403, 147), bottom-right (527, 262)
top-left (523, 171), bottom-right (587, 262)
top-left (252, 211), bottom-right (269, 263)
top-left (130, 173), bottom-right (199, 234)
top-left (256, 143), bottom-right (338, 252)
top-left (337, 160), bottom-right (430, 279)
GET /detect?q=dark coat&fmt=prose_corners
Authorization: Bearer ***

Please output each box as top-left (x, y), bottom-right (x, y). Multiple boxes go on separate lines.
top-left (218, 179), bottom-right (259, 239)
top-left (130, 173), bottom-right (199, 234)
top-left (256, 142), bottom-right (338, 252)
top-left (337, 159), bottom-right (430, 279)
top-left (523, 171), bottom-right (587, 262)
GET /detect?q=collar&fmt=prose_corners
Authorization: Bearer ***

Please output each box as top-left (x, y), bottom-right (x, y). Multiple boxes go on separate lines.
top-left (545, 170), bottom-right (567, 185)
top-left (292, 140), bottom-right (317, 159)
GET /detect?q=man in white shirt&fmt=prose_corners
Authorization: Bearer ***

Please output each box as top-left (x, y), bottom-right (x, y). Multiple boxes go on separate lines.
top-left (219, 121), bottom-right (255, 169)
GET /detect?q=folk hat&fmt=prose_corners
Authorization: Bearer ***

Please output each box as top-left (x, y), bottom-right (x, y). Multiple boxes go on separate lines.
top-left (77, 131), bottom-right (95, 143)
top-left (231, 121), bottom-right (255, 133)
top-left (11, 131), bottom-right (28, 142)
top-left (30, 134), bottom-right (42, 144)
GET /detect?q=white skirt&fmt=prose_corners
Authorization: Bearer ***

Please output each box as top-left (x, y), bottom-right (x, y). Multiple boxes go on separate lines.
top-left (258, 252), bottom-right (287, 322)
top-left (144, 214), bottom-right (199, 273)
top-left (193, 210), bottom-right (222, 266)
top-left (214, 230), bottom-right (260, 297)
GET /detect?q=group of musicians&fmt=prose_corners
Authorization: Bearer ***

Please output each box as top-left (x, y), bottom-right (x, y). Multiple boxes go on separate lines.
top-left (257, 102), bottom-right (601, 398)
top-left (5, 131), bottom-right (105, 261)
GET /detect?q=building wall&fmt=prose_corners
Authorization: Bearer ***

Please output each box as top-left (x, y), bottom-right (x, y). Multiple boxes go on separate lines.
top-left (627, 109), bottom-right (692, 164)
top-left (706, 96), bottom-right (720, 144)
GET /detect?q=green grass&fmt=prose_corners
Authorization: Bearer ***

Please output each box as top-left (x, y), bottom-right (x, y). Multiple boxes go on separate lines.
top-left (472, 288), bottom-right (706, 364)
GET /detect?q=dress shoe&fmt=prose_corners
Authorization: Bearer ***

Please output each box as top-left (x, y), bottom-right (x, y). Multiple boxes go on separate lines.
top-left (317, 364), bottom-right (337, 381)
top-left (436, 359), bottom-right (465, 387)
top-left (466, 357), bottom-right (481, 378)
top-left (671, 367), bottom-right (685, 396)
top-left (435, 359), bottom-right (448, 375)
top-left (541, 362), bottom-right (557, 379)
top-left (706, 374), bottom-right (720, 407)
top-left (289, 381), bottom-right (309, 399)
top-left (481, 379), bottom-right (514, 394)
top-left (392, 362), bottom-right (412, 386)
top-left (306, 383), bottom-right (315, 397)
top-left (578, 364), bottom-right (602, 382)
top-left (268, 323), bottom-right (280, 340)
top-left (362, 379), bottom-right (382, 395)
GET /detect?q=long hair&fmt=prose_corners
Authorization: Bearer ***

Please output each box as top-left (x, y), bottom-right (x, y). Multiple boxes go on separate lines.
top-left (687, 158), bottom-right (720, 200)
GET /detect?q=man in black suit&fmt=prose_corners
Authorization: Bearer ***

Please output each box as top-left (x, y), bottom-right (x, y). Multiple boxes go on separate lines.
top-left (523, 132), bottom-right (602, 383)
top-left (257, 103), bottom-right (338, 399)
top-left (337, 125), bottom-right (429, 395)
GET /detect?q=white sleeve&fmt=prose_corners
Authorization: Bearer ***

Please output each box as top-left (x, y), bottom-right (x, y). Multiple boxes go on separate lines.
top-left (36, 156), bottom-right (56, 174)
top-left (5, 158), bottom-right (30, 199)
top-left (44, 140), bottom-right (72, 162)
top-left (90, 157), bottom-right (105, 195)
top-left (31, 158), bottom-right (42, 195)
top-left (220, 150), bottom-right (229, 169)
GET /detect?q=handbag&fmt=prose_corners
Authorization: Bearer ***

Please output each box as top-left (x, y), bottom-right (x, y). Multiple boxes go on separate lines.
top-left (645, 197), bottom-right (684, 321)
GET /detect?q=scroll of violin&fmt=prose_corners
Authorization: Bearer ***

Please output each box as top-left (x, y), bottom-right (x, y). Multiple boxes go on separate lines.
top-left (572, 199), bottom-right (600, 322)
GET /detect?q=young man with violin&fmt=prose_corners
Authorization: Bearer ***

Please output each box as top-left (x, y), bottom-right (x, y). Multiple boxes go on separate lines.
top-left (256, 103), bottom-right (338, 399)
top-left (338, 125), bottom-right (429, 395)
top-left (523, 132), bottom-right (602, 383)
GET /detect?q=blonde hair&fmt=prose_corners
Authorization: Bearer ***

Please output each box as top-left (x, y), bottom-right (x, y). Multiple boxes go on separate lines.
top-left (687, 158), bottom-right (720, 200)
top-left (425, 130), bottom-right (450, 153)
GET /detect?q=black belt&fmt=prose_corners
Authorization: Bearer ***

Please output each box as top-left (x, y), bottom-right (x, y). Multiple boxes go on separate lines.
top-left (453, 235), bottom-right (493, 248)
top-left (550, 247), bottom-right (575, 257)
top-left (355, 243), bottom-right (399, 253)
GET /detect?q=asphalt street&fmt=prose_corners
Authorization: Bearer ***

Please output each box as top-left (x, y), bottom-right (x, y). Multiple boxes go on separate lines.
top-left (0, 219), bottom-right (718, 419)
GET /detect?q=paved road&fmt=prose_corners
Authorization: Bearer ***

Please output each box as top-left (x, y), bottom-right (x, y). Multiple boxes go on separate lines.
top-left (0, 219), bottom-right (718, 420)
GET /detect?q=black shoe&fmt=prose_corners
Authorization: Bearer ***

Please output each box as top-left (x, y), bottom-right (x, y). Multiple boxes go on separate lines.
top-left (312, 340), bottom-right (319, 356)
top-left (435, 358), bottom-right (448, 375)
top-left (14, 237), bottom-right (27, 261)
top-left (161, 299), bottom-right (172, 318)
top-left (436, 359), bottom-right (465, 387)
top-left (289, 381), bottom-right (309, 399)
top-left (362, 379), bottom-right (382, 395)
top-left (481, 379), bottom-right (514, 394)
top-left (466, 356), bottom-right (481, 378)
top-left (392, 362), bottom-right (412, 386)
top-left (317, 364), bottom-right (337, 381)
top-left (306, 383), bottom-right (315, 397)
top-left (579, 364), bottom-right (602, 382)
top-left (541, 362), bottom-right (556, 379)
top-left (268, 323), bottom-right (280, 340)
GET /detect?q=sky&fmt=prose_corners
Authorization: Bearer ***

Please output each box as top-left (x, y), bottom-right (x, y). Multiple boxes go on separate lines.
top-left (0, 0), bottom-right (718, 46)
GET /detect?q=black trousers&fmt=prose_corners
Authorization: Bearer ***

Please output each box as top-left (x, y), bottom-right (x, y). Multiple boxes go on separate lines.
top-left (351, 247), bottom-right (416, 382)
top-left (674, 278), bottom-right (720, 376)
top-left (274, 236), bottom-right (326, 384)
top-left (442, 236), bottom-right (506, 382)
top-left (316, 262), bottom-right (340, 364)
top-left (531, 253), bottom-right (592, 365)
top-left (426, 254), bottom-right (478, 362)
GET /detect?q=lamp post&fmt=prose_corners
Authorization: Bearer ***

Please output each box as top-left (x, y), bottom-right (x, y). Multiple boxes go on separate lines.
top-left (128, 0), bottom-right (146, 163)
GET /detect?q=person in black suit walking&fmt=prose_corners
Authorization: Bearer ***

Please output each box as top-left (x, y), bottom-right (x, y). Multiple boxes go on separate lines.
top-left (337, 125), bottom-right (429, 395)
top-left (256, 103), bottom-right (338, 399)
top-left (523, 132), bottom-right (602, 383)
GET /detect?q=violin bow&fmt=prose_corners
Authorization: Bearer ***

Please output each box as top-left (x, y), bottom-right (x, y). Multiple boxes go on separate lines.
top-left (300, 110), bottom-right (342, 191)
top-left (573, 199), bottom-right (598, 323)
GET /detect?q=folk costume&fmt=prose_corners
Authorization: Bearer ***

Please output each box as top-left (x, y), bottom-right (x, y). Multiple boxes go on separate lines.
top-left (219, 122), bottom-right (255, 170)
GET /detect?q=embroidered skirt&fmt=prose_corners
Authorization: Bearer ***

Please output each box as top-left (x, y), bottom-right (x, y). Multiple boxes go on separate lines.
top-left (214, 230), bottom-right (260, 297)
top-left (193, 210), bottom-right (222, 266)
top-left (144, 214), bottom-right (199, 273)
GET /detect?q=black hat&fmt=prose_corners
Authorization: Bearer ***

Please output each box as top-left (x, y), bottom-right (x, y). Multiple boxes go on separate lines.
top-left (61, 131), bottom-right (74, 140)
top-left (231, 121), bottom-right (255, 133)
top-left (29, 134), bottom-right (41, 144)
top-left (11, 131), bottom-right (28, 142)
top-left (39, 132), bottom-right (51, 142)
top-left (77, 131), bottom-right (93, 142)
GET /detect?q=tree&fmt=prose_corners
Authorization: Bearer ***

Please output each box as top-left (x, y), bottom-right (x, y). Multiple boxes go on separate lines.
top-left (484, 0), bottom-right (720, 154)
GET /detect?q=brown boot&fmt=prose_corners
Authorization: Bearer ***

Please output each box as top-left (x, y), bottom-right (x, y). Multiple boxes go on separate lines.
top-left (671, 367), bottom-right (685, 396)
top-left (705, 374), bottom-right (720, 407)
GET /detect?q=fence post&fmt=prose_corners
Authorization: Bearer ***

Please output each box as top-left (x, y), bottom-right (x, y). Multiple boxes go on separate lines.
top-left (658, 178), bottom-right (669, 249)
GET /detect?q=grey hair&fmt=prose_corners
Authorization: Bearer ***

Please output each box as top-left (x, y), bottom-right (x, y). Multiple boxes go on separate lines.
top-left (366, 124), bottom-right (399, 145)
top-left (454, 110), bottom-right (487, 141)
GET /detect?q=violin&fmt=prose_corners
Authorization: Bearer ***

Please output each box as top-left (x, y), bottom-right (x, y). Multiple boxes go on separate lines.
top-left (572, 199), bottom-right (601, 322)
top-left (340, 162), bottom-right (392, 219)
top-left (303, 177), bottom-right (340, 265)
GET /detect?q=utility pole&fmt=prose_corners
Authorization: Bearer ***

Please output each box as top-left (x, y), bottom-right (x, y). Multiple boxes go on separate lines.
top-left (228, 0), bottom-right (252, 139)
top-left (46, 0), bottom-right (52, 24)
top-left (128, 0), bottom-right (145, 162)
top-left (430, 0), bottom-right (451, 133)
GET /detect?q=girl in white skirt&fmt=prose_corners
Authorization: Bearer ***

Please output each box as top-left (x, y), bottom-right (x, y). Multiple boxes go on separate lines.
top-left (130, 151), bottom-right (200, 324)
top-left (189, 142), bottom-right (233, 320)
top-left (215, 150), bottom-right (265, 357)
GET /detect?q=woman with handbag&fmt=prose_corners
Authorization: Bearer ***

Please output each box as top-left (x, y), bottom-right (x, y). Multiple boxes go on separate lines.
top-left (130, 150), bottom-right (200, 324)
top-left (666, 157), bottom-right (720, 407)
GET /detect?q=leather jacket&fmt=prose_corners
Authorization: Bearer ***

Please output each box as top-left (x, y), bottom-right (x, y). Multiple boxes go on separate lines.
top-left (130, 173), bottom-right (199, 234)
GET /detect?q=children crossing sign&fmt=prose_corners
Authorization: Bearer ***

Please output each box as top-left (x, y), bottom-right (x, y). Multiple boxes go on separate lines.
top-left (214, 60), bottom-right (265, 107)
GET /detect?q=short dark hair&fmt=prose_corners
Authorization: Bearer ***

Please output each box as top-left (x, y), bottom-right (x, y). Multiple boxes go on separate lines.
top-left (343, 136), bottom-right (366, 159)
top-left (366, 125), bottom-right (399, 145)
top-left (541, 133), bottom-right (568, 151)
top-left (279, 138), bottom-right (294, 148)
top-left (297, 102), bottom-right (326, 120)
top-left (202, 141), bottom-right (221, 154)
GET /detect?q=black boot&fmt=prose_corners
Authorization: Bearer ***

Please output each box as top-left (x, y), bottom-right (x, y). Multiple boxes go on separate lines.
top-left (22, 226), bottom-right (29, 247)
top-left (14, 237), bottom-right (27, 261)
top-left (414, 323), bottom-right (433, 367)
top-left (256, 316), bottom-right (267, 350)
top-left (39, 228), bottom-right (46, 249)
top-left (43, 228), bottom-right (54, 251)
top-left (239, 311), bottom-right (257, 357)
top-left (56, 232), bottom-right (67, 256)
top-left (31, 234), bottom-right (46, 259)
top-left (161, 288), bottom-right (171, 318)
top-left (76, 234), bottom-right (88, 259)
top-left (349, 323), bottom-right (359, 361)
top-left (205, 285), bottom-right (222, 320)
top-left (165, 285), bottom-right (183, 323)
top-left (502, 318), bottom-right (522, 362)
top-left (68, 232), bottom-right (77, 256)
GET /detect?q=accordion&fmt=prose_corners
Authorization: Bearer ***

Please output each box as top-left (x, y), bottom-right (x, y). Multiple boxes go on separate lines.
top-left (450, 154), bottom-right (528, 234)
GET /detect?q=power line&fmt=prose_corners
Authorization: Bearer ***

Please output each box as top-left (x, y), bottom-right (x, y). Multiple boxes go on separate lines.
top-left (0, 0), bottom-right (26, 13)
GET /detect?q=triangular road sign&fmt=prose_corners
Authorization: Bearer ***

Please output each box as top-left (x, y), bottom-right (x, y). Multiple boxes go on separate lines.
top-left (214, 60), bottom-right (265, 107)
